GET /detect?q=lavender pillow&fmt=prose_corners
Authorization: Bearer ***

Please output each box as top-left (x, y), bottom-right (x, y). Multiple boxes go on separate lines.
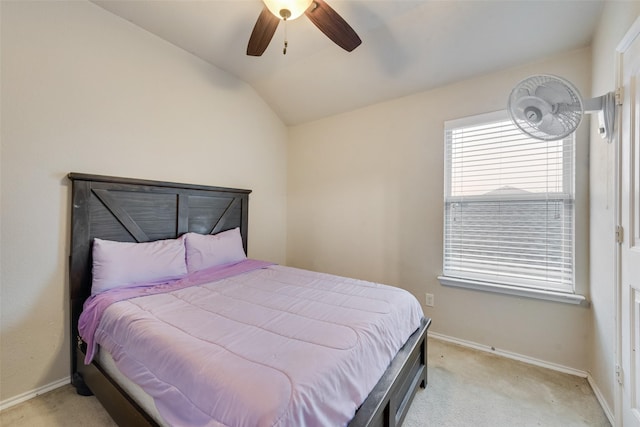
top-left (184, 228), bottom-right (247, 273)
top-left (91, 236), bottom-right (187, 295)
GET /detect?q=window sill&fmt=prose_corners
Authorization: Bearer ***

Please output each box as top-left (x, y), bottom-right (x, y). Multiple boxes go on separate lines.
top-left (437, 275), bottom-right (589, 306)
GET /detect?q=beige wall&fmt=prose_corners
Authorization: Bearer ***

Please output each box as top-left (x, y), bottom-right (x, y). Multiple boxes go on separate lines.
top-left (589, 2), bottom-right (640, 418)
top-left (3, 0), bottom-right (637, 417)
top-left (0, 1), bottom-right (288, 402)
top-left (288, 48), bottom-right (593, 371)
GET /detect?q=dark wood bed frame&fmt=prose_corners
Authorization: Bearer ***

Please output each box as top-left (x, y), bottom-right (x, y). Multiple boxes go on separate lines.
top-left (68, 172), bottom-right (430, 427)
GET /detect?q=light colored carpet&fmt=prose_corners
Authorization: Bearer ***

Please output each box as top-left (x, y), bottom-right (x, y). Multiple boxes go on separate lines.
top-left (403, 339), bottom-right (610, 426)
top-left (0, 383), bottom-right (117, 427)
top-left (1, 338), bottom-right (609, 426)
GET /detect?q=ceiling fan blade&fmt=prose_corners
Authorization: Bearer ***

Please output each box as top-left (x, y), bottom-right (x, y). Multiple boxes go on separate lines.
top-left (247, 7), bottom-right (280, 56)
top-left (305, 0), bottom-right (361, 52)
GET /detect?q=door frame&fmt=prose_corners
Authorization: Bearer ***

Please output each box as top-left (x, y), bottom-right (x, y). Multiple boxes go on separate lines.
top-left (615, 15), bottom-right (640, 427)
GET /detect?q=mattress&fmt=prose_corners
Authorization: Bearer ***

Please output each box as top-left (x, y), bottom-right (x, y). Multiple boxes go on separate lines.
top-left (97, 349), bottom-right (168, 426)
top-left (88, 263), bottom-right (424, 427)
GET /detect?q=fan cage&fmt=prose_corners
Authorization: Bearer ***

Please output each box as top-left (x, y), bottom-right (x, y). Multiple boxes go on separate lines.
top-left (507, 74), bottom-right (584, 142)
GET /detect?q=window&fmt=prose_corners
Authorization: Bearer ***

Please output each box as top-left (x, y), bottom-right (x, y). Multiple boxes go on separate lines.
top-left (440, 111), bottom-right (578, 301)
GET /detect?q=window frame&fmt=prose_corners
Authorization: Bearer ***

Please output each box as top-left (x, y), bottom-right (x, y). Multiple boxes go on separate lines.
top-left (438, 110), bottom-right (585, 305)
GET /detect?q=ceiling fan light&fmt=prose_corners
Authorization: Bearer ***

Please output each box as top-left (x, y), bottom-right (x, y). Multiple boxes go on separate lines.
top-left (263, 0), bottom-right (313, 20)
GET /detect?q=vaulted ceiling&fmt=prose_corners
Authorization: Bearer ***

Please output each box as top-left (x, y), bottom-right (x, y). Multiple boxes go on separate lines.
top-left (92, 0), bottom-right (604, 125)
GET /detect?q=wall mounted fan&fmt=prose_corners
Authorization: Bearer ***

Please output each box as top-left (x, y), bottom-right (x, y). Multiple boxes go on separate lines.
top-left (247, 0), bottom-right (361, 56)
top-left (507, 74), bottom-right (616, 142)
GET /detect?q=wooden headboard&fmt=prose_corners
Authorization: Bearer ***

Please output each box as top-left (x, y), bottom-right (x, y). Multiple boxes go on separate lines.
top-left (67, 173), bottom-right (251, 376)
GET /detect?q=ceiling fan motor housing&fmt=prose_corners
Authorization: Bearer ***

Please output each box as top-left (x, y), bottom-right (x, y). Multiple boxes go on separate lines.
top-left (263, 0), bottom-right (313, 20)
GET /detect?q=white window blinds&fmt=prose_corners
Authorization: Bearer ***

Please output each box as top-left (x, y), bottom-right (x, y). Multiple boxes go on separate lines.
top-left (443, 111), bottom-right (575, 293)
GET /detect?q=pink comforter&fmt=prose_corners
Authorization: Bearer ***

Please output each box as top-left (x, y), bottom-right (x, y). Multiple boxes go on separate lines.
top-left (81, 261), bottom-right (424, 427)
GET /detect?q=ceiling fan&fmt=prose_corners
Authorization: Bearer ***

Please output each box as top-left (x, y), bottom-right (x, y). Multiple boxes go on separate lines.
top-left (247, 0), bottom-right (362, 56)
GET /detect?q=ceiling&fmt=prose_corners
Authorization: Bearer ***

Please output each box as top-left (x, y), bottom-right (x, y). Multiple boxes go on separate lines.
top-left (92, 0), bottom-right (605, 126)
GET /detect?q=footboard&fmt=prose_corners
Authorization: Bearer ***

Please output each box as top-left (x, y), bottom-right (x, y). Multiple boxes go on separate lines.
top-left (348, 317), bottom-right (431, 427)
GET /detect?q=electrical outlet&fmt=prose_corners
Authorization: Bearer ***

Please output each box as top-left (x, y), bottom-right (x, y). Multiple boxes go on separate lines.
top-left (425, 293), bottom-right (434, 307)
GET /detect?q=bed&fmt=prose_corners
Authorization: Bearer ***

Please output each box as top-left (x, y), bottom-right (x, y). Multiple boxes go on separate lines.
top-left (68, 172), bottom-right (431, 427)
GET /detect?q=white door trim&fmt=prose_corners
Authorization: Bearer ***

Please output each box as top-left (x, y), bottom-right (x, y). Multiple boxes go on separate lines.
top-left (616, 16), bottom-right (640, 427)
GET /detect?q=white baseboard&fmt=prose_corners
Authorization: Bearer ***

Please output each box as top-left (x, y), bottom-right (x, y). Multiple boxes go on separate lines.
top-left (428, 331), bottom-right (589, 377)
top-left (0, 377), bottom-right (70, 412)
top-left (428, 332), bottom-right (614, 423)
top-left (587, 374), bottom-right (615, 426)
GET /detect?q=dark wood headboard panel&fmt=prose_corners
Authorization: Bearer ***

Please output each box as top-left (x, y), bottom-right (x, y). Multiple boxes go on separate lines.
top-left (68, 173), bottom-right (251, 376)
